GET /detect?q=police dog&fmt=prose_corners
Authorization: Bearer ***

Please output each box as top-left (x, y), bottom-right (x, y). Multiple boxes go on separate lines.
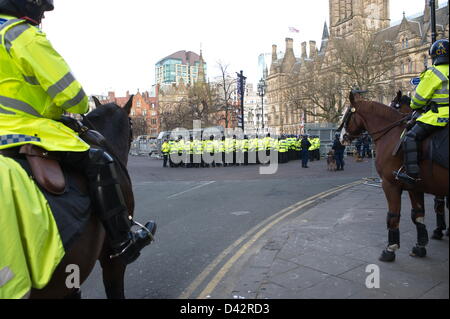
top-left (354, 150), bottom-right (364, 162)
top-left (327, 150), bottom-right (337, 171)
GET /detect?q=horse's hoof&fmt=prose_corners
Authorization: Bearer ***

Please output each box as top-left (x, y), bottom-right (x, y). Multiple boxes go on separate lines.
top-left (432, 229), bottom-right (444, 240)
top-left (379, 249), bottom-right (396, 262)
top-left (410, 245), bottom-right (427, 258)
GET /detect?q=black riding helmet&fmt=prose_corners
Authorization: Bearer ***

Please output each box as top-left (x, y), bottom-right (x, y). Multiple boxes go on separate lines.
top-left (430, 39), bottom-right (449, 66)
top-left (0, 0), bottom-right (54, 25)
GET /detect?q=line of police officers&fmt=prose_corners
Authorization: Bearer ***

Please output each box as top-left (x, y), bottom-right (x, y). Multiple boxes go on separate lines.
top-left (160, 134), bottom-right (321, 168)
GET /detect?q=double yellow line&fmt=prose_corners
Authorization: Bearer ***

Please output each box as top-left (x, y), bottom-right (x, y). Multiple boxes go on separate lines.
top-left (179, 180), bottom-right (363, 299)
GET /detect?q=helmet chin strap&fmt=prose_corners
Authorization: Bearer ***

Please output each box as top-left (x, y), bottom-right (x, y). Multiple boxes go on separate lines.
top-left (19, 17), bottom-right (40, 25)
top-left (19, 16), bottom-right (40, 25)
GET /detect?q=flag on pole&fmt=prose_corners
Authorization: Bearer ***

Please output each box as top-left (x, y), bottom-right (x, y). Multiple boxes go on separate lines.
top-left (289, 27), bottom-right (300, 33)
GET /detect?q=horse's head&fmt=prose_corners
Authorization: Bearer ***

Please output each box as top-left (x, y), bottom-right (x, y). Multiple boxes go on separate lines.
top-left (86, 95), bottom-right (134, 165)
top-left (389, 91), bottom-right (403, 109)
top-left (390, 90), bottom-right (412, 114)
top-left (338, 91), bottom-right (367, 145)
top-left (84, 95), bottom-right (135, 214)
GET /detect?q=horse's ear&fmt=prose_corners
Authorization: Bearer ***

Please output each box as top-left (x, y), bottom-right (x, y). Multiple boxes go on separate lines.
top-left (349, 91), bottom-right (355, 106)
top-left (396, 90), bottom-right (402, 99)
top-left (123, 95), bottom-right (134, 115)
top-left (92, 96), bottom-right (103, 108)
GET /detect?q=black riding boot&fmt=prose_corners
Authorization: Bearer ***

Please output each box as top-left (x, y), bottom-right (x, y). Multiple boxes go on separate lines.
top-left (65, 149), bottom-right (156, 265)
top-left (397, 124), bottom-right (431, 185)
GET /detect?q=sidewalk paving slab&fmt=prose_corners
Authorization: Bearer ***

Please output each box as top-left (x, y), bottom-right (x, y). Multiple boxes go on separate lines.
top-left (210, 183), bottom-right (449, 299)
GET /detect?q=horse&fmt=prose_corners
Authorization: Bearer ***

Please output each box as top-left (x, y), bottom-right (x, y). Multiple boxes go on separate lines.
top-left (29, 95), bottom-right (137, 299)
top-left (340, 91), bottom-right (449, 262)
top-left (390, 90), bottom-right (449, 240)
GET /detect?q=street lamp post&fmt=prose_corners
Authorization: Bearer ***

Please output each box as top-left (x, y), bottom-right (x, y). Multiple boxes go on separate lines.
top-left (257, 78), bottom-right (266, 134)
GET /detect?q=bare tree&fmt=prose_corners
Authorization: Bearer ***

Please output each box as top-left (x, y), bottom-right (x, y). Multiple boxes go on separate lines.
top-left (286, 62), bottom-right (347, 124)
top-left (331, 27), bottom-right (396, 99)
top-left (131, 115), bottom-right (148, 137)
top-left (215, 62), bottom-right (237, 128)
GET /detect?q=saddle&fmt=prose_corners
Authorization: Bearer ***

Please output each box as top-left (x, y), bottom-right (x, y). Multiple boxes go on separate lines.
top-left (0, 118), bottom-right (108, 196)
top-left (0, 144), bottom-right (65, 195)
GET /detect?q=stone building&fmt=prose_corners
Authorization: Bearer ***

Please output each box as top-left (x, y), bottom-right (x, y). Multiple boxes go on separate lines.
top-left (266, 0), bottom-right (449, 135)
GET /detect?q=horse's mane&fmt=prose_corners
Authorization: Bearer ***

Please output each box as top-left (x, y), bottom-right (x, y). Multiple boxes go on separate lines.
top-left (358, 100), bottom-right (405, 122)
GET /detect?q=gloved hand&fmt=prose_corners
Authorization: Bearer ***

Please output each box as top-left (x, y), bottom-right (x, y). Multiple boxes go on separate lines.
top-left (59, 115), bottom-right (84, 132)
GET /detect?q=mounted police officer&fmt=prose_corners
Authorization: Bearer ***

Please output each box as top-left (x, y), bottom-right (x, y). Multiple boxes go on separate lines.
top-left (397, 39), bottom-right (449, 185)
top-left (0, 0), bottom-right (155, 265)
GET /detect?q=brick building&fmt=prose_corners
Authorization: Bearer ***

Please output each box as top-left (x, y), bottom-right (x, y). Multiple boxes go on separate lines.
top-left (98, 91), bottom-right (160, 137)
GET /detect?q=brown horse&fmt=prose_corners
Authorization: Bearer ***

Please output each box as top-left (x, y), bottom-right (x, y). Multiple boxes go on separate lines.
top-left (30, 96), bottom-right (137, 299)
top-left (340, 91), bottom-right (449, 262)
top-left (390, 91), bottom-right (449, 240)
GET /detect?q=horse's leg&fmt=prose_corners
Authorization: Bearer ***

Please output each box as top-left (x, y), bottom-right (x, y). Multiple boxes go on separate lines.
top-left (379, 181), bottom-right (402, 262)
top-left (408, 191), bottom-right (428, 258)
top-left (446, 196), bottom-right (449, 237)
top-left (431, 196), bottom-right (446, 240)
top-left (99, 242), bottom-right (127, 299)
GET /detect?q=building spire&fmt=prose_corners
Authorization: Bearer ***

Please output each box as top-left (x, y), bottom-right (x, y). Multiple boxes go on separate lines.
top-left (321, 21), bottom-right (329, 40)
top-left (197, 49), bottom-right (206, 83)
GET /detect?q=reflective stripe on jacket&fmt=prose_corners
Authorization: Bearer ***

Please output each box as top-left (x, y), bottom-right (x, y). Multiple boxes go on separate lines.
top-left (411, 64), bottom-right (449, 127)
top-left (0, 14), bottom-right (89, 151)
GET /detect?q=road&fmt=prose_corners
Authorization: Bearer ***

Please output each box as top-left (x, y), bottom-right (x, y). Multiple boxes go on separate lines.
top-left (81, 155), bottom-right (375, 299)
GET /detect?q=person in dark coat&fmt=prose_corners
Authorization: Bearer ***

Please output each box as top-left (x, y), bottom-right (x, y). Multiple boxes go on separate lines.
top-left (361, 132), bottom-right (372, 158)
top-left (332, 133), bottom-right (346, 171)
top-left (301, 135), bottom-right (311, 168)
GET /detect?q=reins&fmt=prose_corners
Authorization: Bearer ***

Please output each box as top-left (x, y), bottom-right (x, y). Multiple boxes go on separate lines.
top-left (365, 114), bottom-right (410, 142)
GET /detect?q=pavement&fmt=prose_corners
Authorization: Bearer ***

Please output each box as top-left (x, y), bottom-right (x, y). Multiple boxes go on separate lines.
top-left (204, 182), bottom-right (449, 299)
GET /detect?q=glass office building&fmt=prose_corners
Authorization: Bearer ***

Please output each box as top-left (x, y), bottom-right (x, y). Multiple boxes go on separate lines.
top-left (155, 50), bottom-right (207, 86)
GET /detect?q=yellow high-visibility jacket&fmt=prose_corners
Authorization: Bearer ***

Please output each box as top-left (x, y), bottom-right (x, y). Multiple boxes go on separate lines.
top-left (411, 64), bottom-right (449, 127)
top-left (0, 14), bottom-right (89, 151)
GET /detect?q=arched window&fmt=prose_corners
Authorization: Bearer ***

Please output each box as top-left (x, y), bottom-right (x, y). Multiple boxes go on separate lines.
top-left (405, 37), bottom-right (409, 48)
top-left (401, 62), bottom-right (405, 75)
top-left (407, 59), bottom-right (413, 73)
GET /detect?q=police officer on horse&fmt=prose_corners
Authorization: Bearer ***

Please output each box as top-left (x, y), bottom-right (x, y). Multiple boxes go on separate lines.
top-left (0, 0), bottom-right (155, 265)
top-left (397, 39), bottom-right (449, 185)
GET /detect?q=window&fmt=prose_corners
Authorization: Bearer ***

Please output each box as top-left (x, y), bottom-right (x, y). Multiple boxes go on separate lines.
top-left (405, 38), bottom-right (409, 48)
top-left (151, 119), bottom-right (157, 125)
top-left (408, 59), bottom-right (413, 73)
top-left (423, 55), bottom-right (428, 68)
top-left (136, 100), bottom-right (141, 108)
top-left (401, 63), bottom-right (405, 74)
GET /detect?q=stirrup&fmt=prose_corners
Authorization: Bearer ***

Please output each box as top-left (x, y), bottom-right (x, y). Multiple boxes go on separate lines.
top-left (109, 219), bottom-right (156, 260)
top-left (393, 167), bottom-right (420, 185)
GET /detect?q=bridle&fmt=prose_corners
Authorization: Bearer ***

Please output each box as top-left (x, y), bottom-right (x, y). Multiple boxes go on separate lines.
top-left (338, 104), bottom-right (410, 143)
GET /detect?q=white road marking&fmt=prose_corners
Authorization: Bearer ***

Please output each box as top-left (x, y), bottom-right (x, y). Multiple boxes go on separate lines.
top-left (167, 181), bottom-right (216, 199)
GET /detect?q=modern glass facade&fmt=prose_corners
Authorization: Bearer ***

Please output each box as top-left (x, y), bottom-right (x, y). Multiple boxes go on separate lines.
top-left (155, 51), bottom-right (207, 86)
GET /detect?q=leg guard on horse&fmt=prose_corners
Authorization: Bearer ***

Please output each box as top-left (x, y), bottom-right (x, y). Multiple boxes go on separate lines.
top-left (380, 212), bottom-right (401, 262)
top-left (432, 196), bottom-right (447, 240)
top-left (410, 208), bottom-right (429, 257)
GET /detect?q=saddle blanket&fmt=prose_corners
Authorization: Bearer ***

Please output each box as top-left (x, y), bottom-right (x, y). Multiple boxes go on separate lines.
top-left (0, 155), bottom-right (91, 299)
top-left (430, 125), bottom-right (449, 169)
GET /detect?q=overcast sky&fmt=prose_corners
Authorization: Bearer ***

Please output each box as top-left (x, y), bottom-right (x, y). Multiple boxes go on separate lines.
top-left (42, 0), bottom-right (446, 96)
